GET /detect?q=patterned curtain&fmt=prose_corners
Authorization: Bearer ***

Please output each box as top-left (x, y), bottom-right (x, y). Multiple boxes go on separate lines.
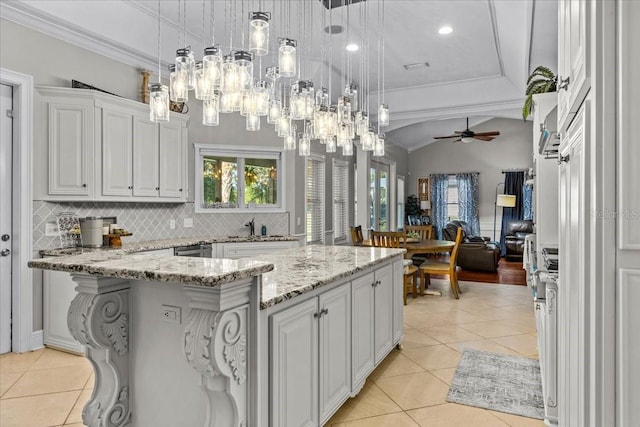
top-left (456, 173), bottom-right (481, 236)
top-left (522, 183), bottom-right (533, 221)
top-left (430, 174), bottom-right (449, 239)
top-left (500, 171), bottom-right (525, 255)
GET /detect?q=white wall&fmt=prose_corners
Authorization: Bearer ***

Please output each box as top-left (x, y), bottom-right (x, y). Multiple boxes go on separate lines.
top-left (404, 118), bottom-right (533, 238)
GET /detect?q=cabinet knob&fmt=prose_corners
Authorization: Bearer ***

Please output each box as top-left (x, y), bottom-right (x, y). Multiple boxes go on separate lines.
top-left (82, 183), bottom-right (87, 187)
top-left (179, 188), bottom-right (183, 192)
top-left (128, 186), bottom-right (133, 190)
top-left (155, 187), bottom-right (160, 191)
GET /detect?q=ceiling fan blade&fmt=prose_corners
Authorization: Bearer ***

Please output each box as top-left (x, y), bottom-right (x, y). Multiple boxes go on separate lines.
top-left (433, 135), bottom-right (459, 139)
top-left (473, 131), bottom-right (500, 137)
top-left (473, 135), bottom-right (495, 141)
top-left (451, 138), bottom-right (462, 143)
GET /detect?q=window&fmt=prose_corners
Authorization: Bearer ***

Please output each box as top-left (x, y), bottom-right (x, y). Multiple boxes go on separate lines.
top-left (195, 144), bottom-right (282, 212)
top-left (447, 174), bottom-right (459, 220)
top-left (333, 159), bottom-right (349, 243)
top-left (306, 156), bottom-right (325, 244)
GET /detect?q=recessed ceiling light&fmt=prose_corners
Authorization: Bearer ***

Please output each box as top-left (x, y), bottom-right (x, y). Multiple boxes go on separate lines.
top-left (438, 26), bottom-right (453, 35)
top-left (346, 43), bottom-right (359, 52)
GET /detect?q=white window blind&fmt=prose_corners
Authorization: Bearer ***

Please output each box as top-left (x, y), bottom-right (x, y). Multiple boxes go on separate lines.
top-left (447, 174), bottom-right (459, 220)
top-left (333, 160), bottom-right (349, 242)
top-left (306, 157), bottom-right (325, 244)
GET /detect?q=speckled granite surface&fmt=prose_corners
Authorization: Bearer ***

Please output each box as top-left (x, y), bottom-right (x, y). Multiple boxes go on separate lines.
top-left (39, 235), bottom-right (299, 257)
top-left (257, 245), bottom-right (405, 309)
top-left (29, 251), bottom-right (274, 287)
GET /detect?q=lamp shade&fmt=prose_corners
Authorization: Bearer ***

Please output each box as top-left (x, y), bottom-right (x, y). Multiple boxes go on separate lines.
top-left (420, 200), bottom-right (431, 210)
top-left (496, 194), bottom-right (516, 207)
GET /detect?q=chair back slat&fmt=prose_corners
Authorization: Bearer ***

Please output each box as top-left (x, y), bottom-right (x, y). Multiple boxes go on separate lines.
top-left (371, 231), bottom-right (407, 248)
top-left (350, 226), bottom-right (364, 245)
top-left (405, 225), bottom-right (433, 240)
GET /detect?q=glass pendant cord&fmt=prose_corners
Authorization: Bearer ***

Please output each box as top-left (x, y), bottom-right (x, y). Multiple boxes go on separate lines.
top-left (157, 0), bottom-right (162, 83)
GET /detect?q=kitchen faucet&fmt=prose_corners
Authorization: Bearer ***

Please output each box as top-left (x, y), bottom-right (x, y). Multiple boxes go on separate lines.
top-left (245, 218), bottom-right (255, 236)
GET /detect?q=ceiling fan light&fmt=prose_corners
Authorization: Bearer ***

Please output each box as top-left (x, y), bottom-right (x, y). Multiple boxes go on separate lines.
top-left (461, 136), bottom-right (474, 143)
top-left (438, 25), bottom-right (453, 35)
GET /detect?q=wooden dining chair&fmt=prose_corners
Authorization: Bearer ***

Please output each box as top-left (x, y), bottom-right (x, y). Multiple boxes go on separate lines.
top-left (405, 225), bottom-right (433, 240)
top-left (370, 230), bottom-right (407, 248)
top-left (350, 226), bottom-right (364, 246)
top-left (419, 227), bottom-right (463, 299)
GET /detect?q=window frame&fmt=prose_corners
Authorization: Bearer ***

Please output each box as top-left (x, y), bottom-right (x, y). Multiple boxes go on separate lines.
top-left (332, 159), bottom-right (349, 244)
top-left (194, 143), bottom-right (286, 213)
top-left (306, 154), bottom-right (325, 245)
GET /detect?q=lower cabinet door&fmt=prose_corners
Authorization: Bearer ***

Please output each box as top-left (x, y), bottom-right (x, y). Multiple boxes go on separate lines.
top-left (374, 265), bottom-right (394, 364)
top-left (319, 285), bottom-right (351, 424)
top-left (43, 270), bottom-right (85, 354)
top-left (270, 298), bottom-right (319, 427)
top-left (351, 272), bottom-right (375, 389)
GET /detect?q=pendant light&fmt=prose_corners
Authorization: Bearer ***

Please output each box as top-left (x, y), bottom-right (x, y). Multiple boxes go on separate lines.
top-left (249, 11), bottom-right (270, 56)
top-left (278, 38), bottom-right (297, 78)
top-left (373, 133), bottom-right (385, 157)
top-left (299, 133), bottom-right (310, 156)
top-left (203, 91), bottom-right (220, 126)
top-left (203, 46), bottom-right (222, 89)
top-left (150, 0), bottom-right (169, 123)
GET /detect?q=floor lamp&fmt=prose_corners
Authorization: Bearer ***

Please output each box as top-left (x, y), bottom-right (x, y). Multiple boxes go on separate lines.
top-left (494, 184), bottom-right (517, 242)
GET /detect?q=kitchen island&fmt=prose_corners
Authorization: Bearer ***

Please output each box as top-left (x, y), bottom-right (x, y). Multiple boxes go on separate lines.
top-left (29, 245), bottom-right (405, 427)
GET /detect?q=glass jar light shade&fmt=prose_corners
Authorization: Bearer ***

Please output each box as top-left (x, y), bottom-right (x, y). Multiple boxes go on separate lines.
top-left (149, 83), bottom-right (170, 123)
top-left (202, 93), bottom-right (220, 126)
top-left (284, 125), bottom-right (297, 151)
top-left (170, 64), bottom-right (188, 102)
top-left (278, 38), bottom-right (297, 78)
top-left (325, 136), bottom-right (337, 153)
top-left (220, 92), bottom-right (235, 113)
top-left (374, 134), bottom-right (386, 157)
top-left (234, 51), bottom-right (254, 91)
top-left (360, 130), bottom-right (374, 151)
top-left (254, 81), bottom-right (269, 116)
top-left (277, 110), bottom-right (291, 137)
top-left (378, 104), bottom-right (390, 127)
top-left (267, 98), bottom-right (282, 124)
top-left (249, 12), bottom-right (270, 56)
top-left (221, 55), bottom-right (240, 93)
top-left (342, 140), bottom-right (354, 156)
top-left (194, 62), bottom-right (213, 101)
top-left (246, 113), bottom-right (260, 131)
top-left (175, 48), bottom-right (194, 91)
top-left (203, 46), bottom-right (222, 88)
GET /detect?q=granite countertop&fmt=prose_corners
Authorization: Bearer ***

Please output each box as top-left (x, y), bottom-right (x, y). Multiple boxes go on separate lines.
top-left (39, 235), bottom-right (300, 257)
top-left (256, 245), bottom-right (406, 309)
top-left (28, 251), bottom-right (274, 287)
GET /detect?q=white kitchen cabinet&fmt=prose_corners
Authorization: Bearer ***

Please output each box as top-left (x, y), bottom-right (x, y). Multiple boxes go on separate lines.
top-left (558, 102), bottom-right (589, 427)
top-left (101, 106), bottom-right (133, 197)
top-left (43, 269), bottom-right (84, 354)
top-left (35, 86), bottom-right (188, 202)
top-left (217, 240), bottom-right (300, 259)
top-left (557, 0), bottom-right (590, 132)
top-left (318, 285), bottom-right (351, 424)
top-left (351, 272), bottom-right (375, 389)
top-left (374, 264), bottom-right (393, 364)
top-left (270, 298), bottom-right (319, 427)
top-left (40, 89), bottom-right (96, 198)
top-left (132, 115), bottom-right (160, 197)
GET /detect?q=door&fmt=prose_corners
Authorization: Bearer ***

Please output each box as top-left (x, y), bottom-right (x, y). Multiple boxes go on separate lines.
top-left (373, 265), bottom-right (393, 364)
top-left (351, 272), bottom-right (375, 388)
top-left (133, 115), bottom-right (159, 197)
top-left (318, 285), bottom-right (351, 424)
top-left (159, 120), bottom-right (184, 198)
top-left (270, 298), bottom-right (319, 427)
top-left (102, 107), bottom-right (133, 197)
top-left (0, 83), bottom-right (12, 354)
top-left (369, 160), bottom-right (390, 231)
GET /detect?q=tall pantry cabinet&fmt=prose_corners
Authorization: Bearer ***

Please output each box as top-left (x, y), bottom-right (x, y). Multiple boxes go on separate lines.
top-left (556, 1), bottom-right (640, 426)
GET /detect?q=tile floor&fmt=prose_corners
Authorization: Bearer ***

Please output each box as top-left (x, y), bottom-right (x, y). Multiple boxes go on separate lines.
top-left (0, 279), bottom-right (545, 427)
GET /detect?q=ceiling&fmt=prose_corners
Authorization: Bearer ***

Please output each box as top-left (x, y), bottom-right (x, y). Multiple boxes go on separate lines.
top-left (0, 0), bottom-right (557, 152)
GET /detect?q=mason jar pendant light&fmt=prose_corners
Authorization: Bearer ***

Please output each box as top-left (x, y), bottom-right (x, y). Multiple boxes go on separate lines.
top-left (246, 113), bottom-right (260, 131)
top-left (202, 91), bottom-right (220, 126)
top-left (173, 48), bottom-right (191, 102)
top-left (194, 61), bottom-right (213, 100)
top-left (284, 125), bottom-right (297, 151)
top-left (234, 50), bottom-right (254, 91)
top-left (374, 134), bottom-right (386, 157)
top-left (299, 133), bottom-right (310, 156)
top-left (203, 45), bottom-right (222, 88)
top-left (325, 136), bottom-right (337, 153)
top-left (278, 38), bottom-right (297, 78)
top-left (378, 104), bottom-right (389, 127)
top-left (150, 1), bottom-right (169, 123)
top-left (254, 80), bottom-right (269, 116)
top-left (221, 54), bottom-right (239, 94)
top-left (342, 140), bottom-right (354, 156)
top-left (249, 11), bottom-right (270, 56)
top-left (267, 98), bottom-right (282, 124)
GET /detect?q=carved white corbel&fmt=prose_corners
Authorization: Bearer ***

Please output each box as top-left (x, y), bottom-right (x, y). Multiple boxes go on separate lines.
top-left (68, 275), bottom-right (131, 427)
top-left (183, 279), bottom-right (253, 427)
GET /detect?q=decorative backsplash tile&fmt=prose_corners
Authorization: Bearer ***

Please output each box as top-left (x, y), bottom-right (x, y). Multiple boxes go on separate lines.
top-left (33, 201), bottom-right (290, 250)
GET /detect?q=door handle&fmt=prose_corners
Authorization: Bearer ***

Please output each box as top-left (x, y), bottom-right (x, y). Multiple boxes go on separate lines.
top-left (1, 249), bottom-right (10, 256)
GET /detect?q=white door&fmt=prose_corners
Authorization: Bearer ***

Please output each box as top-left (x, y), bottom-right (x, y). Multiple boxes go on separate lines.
top-left (101, 108), bottom-right (133, 197)
top-left (133, 115), bottom-right (159, 197)
top-left (0, 83), bottom-right (13, 354)
top-left (159, 120), bottom-right (184, 198)
top-left (374, 264), bottom-right (393, 364)
top-left (351, 272), bottom-right (375, 388)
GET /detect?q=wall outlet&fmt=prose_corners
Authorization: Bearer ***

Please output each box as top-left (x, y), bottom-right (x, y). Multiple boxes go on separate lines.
top-left (161, 305), bottom-right (181, 324)
top-left (45, 222), bottom-right (59, 237)
top-left (169, 219), bottom-right (176, 229)
top-left (297, 217), bottom-right (301, 226)
top-left (183, 218), bottom-right (193, 228)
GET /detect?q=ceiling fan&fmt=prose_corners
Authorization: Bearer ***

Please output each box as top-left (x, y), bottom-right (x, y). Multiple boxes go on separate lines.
top-left (433, 118), bottom-right (500, 143)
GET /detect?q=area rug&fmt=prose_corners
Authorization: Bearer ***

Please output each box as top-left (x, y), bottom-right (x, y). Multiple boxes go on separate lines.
top-left (446, 349), bottom-right (545, 420)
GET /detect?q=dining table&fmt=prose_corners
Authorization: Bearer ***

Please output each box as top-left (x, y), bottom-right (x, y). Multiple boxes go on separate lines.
top-left (361, 238), bottom-right (456, 297)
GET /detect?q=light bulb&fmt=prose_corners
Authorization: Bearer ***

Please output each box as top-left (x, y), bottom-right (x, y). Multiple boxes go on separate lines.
top-left (278, 38), bottom-right (297, 78)
top-left (249, 12), bottom-right (270, 56)
top-left (378, 104), bottom-right (390, 127)
top-left (149, 83), bottom-right (169, 123)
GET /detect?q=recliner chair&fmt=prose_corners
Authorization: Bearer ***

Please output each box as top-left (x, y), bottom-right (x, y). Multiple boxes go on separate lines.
top-left (442, 221), bottom-right (500, 272)
top-left (504, 220), bottom-right (534, 262)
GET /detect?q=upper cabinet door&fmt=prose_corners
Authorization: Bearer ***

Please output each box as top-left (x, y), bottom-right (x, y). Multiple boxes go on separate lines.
top-left (47, 98), bottom-right (94, 196)
top-left (558, 0), bottom-right (590, 131)
top-left (133, 116), bottom-right (160, 197)
top-left (159, 120), bottom-right (185, 199)
top-left (101, 107), bottom-right (133, 197)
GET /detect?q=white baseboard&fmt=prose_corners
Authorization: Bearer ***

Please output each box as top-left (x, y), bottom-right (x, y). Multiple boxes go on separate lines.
top-left (31, 330), bottom-right (44, 350)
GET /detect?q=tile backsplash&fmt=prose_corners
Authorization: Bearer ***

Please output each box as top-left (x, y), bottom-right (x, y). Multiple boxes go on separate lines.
top-left (33, 201), bottom-right (290, 250)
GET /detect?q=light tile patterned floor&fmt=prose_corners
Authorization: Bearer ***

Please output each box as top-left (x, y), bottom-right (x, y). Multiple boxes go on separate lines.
top-left (0, 280), bottom-right (545, 427)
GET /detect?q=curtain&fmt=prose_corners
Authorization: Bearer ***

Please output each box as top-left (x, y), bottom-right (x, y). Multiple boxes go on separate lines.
top-left (456, 173), bottom-right (481, 236)
top-left (522, 182), bottom-right (534, 221)
top-left (430, 174), bottom-right (449, 239)
top-left (500, 171), bottom-right (525, 255)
